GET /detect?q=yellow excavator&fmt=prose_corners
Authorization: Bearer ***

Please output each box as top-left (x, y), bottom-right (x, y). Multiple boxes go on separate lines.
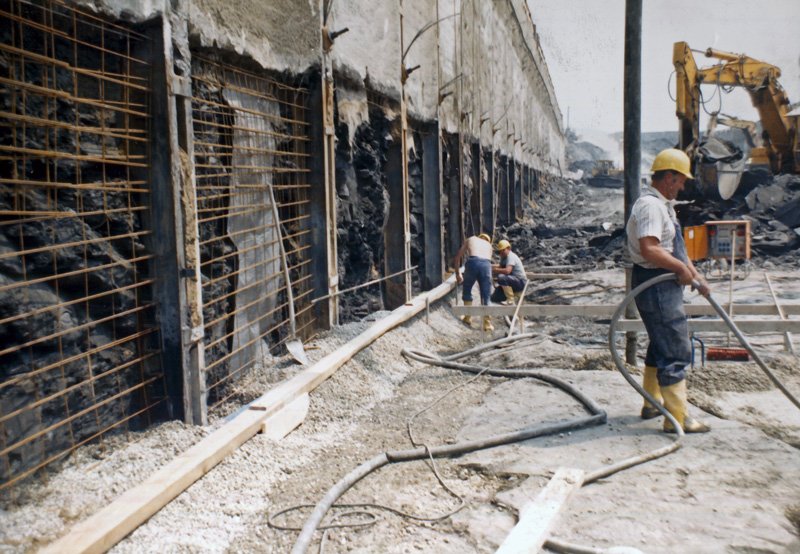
top-left (673, 41), bottom-right (800, 197)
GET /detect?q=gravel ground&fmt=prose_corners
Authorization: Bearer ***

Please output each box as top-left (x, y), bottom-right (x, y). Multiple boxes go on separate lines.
top-left (2, 183), bottom-right (800, 554)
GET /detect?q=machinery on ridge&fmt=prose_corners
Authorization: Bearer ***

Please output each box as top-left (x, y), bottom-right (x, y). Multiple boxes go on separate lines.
top-left (673, 41), bottom-right (800, 198)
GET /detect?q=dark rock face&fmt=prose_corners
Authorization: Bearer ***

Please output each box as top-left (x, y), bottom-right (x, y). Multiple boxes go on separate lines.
top-left (334, 103), bottom-right (392, 321)
top-left (0, 8), bottom-right (166, 489)
top-left (190, 67), bottom-right (238, 399)
top-left (408, 130), bottom-right (424, 295)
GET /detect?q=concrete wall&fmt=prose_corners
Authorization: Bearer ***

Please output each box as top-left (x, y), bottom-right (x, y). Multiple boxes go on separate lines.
top-left (80, 0), bottom-right (566, 171)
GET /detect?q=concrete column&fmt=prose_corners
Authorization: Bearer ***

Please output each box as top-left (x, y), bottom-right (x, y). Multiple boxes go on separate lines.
top-left (315, 34), bottom-right (339, 327)
top-left (470, 141), bottom-right (482, 235)
top-left (498, 155), bottom-right (509, 226)
top-left (385, 141), bottom-right (407, 309)
top-left (307, 75), bottom-right (333, 329)
top-left (509, 160), bottom-right (515, 222)
top-left (446, 136), bottom-right (463, 264)
top-left (422, 127), bottom-right (443, 289)
top-left (513, 160), bottom-right (523, 221)
top-left (482, 150), bottom-right (495, 237)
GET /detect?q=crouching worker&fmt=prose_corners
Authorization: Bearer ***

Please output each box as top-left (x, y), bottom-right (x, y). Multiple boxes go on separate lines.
top-left (491, 239), bottom-right (527, 305)
top-left (626, 148), bottom-right (711, 433)
top-left (454, 233), bottom-right (494, 331)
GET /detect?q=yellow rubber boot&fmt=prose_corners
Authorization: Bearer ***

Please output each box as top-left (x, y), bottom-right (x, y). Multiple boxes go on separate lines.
top-left (661, 380), bottom-right (710, 433)
top-left (502, 286), bottom-right (515, 305)
top-left (641, 365), bottom-right (662, 420)
top-left (514, 291), bottom-right (524, 302)
top-left (483, 315), bottom-right (494, 331)
top-left (461, 300), bottom-right (472, 326)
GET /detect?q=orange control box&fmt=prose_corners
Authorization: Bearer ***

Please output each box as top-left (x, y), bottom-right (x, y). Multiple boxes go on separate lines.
top-left (683, 220), bottom-right (751, 262)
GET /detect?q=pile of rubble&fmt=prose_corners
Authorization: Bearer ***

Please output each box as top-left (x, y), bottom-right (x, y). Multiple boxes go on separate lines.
top-left (500, 170), bottom-right (800, 276)
top-left (677, 172), bottom-right (800, 264)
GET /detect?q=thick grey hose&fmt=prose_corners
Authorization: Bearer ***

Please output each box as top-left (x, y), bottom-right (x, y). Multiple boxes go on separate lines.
top-left (702, 287), bottom-right (800, 410)
top-left (608, 273), bottom-right (800, 422)
top-left (608, 275), bottom-right (684, 427)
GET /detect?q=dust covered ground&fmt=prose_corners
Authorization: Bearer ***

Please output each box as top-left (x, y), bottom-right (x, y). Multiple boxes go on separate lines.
top-left (2, 183), bottom-right (800, 554)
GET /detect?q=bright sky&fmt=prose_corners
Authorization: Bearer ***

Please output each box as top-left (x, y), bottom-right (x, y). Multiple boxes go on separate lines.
top-left (527, 0), bottom-right (800, 134)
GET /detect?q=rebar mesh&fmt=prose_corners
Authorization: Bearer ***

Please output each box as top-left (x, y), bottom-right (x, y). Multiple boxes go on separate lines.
top-left (190, 55), bottom-right (314, 411)
top-left (0, 0), bottom-right (167, 500)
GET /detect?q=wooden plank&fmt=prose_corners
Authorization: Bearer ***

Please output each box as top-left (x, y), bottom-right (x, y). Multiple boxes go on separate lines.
top-left (261, 393), bottom-right (309, 440)
top-left (525, 272), bottom-right (574, 279)
top-left (495, 468), bottom-right (584, 554)
top-left (453, 305), bottom-right (616, 317)
top-left (40, 277), bottom-right (457, 554)
top-left (615, 319), bottom-right (800, 333)
top-left (766, 273), bottom-right (795, 354)
top-left (452, 303), bottom-right (800, 317)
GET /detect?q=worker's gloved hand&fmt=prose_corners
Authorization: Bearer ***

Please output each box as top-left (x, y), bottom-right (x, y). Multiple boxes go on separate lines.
top-left (692, 275), bottom-right (711, 296)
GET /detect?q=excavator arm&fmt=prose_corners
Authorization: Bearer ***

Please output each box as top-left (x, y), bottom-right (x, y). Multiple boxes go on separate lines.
top-left (673, 41), bottom-right (798, 174)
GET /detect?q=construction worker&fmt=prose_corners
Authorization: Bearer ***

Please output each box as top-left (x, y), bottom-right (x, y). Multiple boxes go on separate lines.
top-left (491, 239), bottom-right (527, 305)
top-left (626, 148), bottom-right (712, 433)
top-left (454, 233), bottom-right (494, 331)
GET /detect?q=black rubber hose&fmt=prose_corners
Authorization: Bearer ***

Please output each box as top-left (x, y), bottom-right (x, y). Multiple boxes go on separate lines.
top-left (289, 346), bottom-right (607, 554)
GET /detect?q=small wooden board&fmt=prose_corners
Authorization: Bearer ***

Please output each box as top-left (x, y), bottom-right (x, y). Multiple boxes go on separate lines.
top-left (261, 393), bottom-right (309, 440)
top-left (495, 468), bottom-right (584, 554)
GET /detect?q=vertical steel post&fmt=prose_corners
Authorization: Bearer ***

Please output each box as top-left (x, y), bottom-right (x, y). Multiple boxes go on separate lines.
top-left (150, 17), bottom-right (206, 424)
top-left (321, 12), bottom-right (339, 326)
top-left (624, 0), bottom-right (642, 365)
top-left (400, 2), bottom-right (411, 301)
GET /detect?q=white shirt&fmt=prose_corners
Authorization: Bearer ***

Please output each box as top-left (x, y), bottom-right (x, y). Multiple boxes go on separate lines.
top-left (626, 187), bottom-right (677, 268)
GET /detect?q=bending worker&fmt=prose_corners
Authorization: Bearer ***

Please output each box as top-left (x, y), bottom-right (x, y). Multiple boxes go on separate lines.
top-left (454, 233), bottom-right (494, 331)
top-left (491, 239), bottom-right (527, 305)
top-left (626, 148), bottom-right (711, 433)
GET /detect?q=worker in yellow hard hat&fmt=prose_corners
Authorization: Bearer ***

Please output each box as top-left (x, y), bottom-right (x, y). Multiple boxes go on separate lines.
top-left (454, 233), bottom-right (494, 331)
top-left (626, 148), bottom-right (712, 433)
top-left (490, 239), bottom-right (527, 305)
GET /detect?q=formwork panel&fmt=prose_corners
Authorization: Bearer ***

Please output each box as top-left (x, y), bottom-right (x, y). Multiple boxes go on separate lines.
top-left (0, 0), bottom-right (166, 500)
top-left (190, 55), bottom-right (315, 411)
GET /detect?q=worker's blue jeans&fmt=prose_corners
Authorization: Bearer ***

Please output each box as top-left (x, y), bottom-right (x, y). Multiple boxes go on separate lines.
top-left (496, 274), bottom-right (526, 291)
top-left (632, 266), bottom-right (691, 387)
top-left (490, 275), bottom-right (527, 303)
top-left (462, 257), bottom-right (492, 305)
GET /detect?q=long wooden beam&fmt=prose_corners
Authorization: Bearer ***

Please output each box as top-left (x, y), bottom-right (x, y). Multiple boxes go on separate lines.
top-left (452, 303), bottom-right (800, 317)
top-left (40, 278), bottom-right (458, 554)
top-left (614, 319), bottom-right (800, 333)
top-left (525, 272), bottom-right (574, 279)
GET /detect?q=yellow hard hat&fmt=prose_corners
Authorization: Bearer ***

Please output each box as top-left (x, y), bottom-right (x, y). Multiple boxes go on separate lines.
top-left (651, 148), bottom-right (692, 178)
top-left (478, 233), bottom-right (491, 243)
top-left (497, 239), bottom-right (511, 250)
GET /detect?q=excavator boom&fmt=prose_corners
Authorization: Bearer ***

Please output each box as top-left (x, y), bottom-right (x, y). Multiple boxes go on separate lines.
top-left (673, 41), bottom-right (799, 179)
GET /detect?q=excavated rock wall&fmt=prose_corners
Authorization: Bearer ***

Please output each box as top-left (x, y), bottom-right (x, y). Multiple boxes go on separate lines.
top-left (65, 0), bottom-right (566, 322)
top-left (2, 0), bottom-right (566, 421)
top-left (0, 8), bottom-right (165, 487)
